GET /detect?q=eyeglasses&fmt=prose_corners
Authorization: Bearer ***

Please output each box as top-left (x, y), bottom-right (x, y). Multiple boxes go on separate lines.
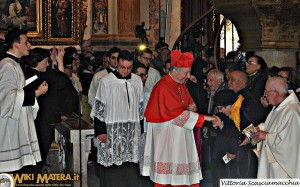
top-left (64, 64), bottom-right (72, 69)
top-left (228, 77), bottom-right (238, 82)
top-left (42, 58), bottom-right (49, 63)
top-left (118, 65), bottom-right (133, 70)
top-left (264, 89), bottom-right (276, 95)
top-left (111, 56), bottom-right (118, 60)
top-left (142, 57), bottom-right (152, 61)
top-left (137, 73), bottom-right (148, 78)
top-left (277, 75), bottom-right (288, 79)
top-left (246, 61), bottom-right (258, 65)
top-left (217, 106), bottom-right (225, 111)
top-left (71, 53), bottom-right (79, 59)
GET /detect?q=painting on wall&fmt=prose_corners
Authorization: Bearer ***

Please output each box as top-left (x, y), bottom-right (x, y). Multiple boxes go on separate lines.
top-left (51, 0), bottom-right (72, 38)
top-left (92, 0), bottom-right (108, 34)
top-left (0, 0), bottom-right (42, 38)
top-left (45, 0), bottom-right (81, 44)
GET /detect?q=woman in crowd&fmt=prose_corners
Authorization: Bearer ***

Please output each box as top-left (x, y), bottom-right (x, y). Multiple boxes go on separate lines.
top-left (23, 47), bottom-right (79, 173)
top-left (277, 66), bottom-right (297, 91)
top-left (245, 55), bottom-right (269, 102)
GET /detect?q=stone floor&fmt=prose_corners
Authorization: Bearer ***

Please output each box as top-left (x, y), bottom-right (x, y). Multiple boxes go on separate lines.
top-left (47, 148), bottom-right (213, 187)
top-left (86, 161), bottom-right (213, 187)
top-left (87, 161), bottom-right (100, 187)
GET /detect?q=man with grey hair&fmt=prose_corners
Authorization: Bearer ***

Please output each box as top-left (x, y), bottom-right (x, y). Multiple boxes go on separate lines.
top-left (207, 69), bottom-right (224, 93)
top-left (80, 39), bottom-right (93, 56)
top-left (206, 69), bottom-right (226, 114)
top-left (202, 68), bottom-right (227, 177)
top-left (252, 77), bottom-right (300, 178)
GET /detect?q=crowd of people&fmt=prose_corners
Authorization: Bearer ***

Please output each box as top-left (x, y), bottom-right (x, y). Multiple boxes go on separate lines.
top-left (0, 28), bottom-right (300, 187)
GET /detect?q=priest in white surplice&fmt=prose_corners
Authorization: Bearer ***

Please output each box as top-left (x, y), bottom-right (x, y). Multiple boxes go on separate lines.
top-left (142, 50), bottom-right (216, 187)
top-left (90, 50), bottom-right (144, 186)
top-left (88, 47), bottom-right (121, 107)
top-left (0, 29), bottom-right (48, 172)
top-left (252, 77), bottom-right (300, 178)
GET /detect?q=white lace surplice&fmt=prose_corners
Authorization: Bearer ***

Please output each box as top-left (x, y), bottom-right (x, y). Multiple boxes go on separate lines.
top-left (90, 73), bottom-right (144, 167)
top-left (96, 121), bottom-right (140, 166)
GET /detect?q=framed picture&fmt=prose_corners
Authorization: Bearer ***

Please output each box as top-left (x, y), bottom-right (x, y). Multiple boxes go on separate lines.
top-left (45, 0), bottom-right (81, 44)
top-left (0, 0), bottom-right (42, 38)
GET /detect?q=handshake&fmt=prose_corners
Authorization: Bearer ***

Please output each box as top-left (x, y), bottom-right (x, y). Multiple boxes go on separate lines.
top-left (186, 104), bottom-right (220, 125)
top-left (203, 114), bottom-right (220, 125)
top-left (200, 114), bottom-right (223, 129)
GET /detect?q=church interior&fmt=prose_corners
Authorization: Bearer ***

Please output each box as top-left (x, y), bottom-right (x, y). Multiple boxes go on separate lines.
top-left (0, 0), bottom-right (300, 187)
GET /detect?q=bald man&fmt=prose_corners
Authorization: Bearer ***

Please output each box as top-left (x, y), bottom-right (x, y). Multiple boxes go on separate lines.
top-left (228, 71), bottom-right (269, 131)
top-left (253, 77), bottom-right (300, 178)
top-left (228, 71), bottom-right (247, 93)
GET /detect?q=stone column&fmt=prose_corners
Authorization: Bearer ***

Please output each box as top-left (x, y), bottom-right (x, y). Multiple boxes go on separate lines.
top-left (255, 51), bottom-right (297, 69)
top-left (165, 0), bottom-right (181, 48)
top-left (108, 0), bottom-right (118, 34)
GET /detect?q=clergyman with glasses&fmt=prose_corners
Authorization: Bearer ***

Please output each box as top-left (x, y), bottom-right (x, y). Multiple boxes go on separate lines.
top-left (90, 50), bottom-right (145, 186)
top-left (88, 47), bottom-right (121, 107)
top-left (251, 77), bottom-right (300, 178)
top-left (136, 47), bottom-right (161, 92)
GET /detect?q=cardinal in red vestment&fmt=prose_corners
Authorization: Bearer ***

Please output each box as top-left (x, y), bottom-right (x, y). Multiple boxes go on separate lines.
top-left (142, 50), bottom-right (216, 187)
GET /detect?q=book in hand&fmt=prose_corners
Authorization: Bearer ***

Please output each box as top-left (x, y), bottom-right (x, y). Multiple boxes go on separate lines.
top-left (242, 124), bottom-right (260, 145)
top-left (25, 75), bottom-right (38, 86)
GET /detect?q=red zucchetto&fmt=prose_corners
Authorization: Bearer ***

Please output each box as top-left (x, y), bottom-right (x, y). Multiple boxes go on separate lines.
top-left (170, 50), bottom-right (194, 68)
